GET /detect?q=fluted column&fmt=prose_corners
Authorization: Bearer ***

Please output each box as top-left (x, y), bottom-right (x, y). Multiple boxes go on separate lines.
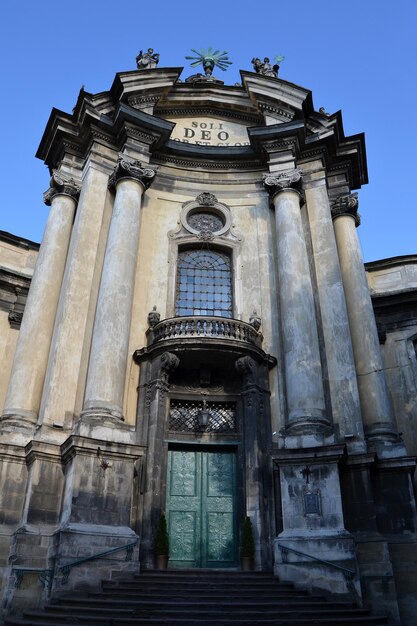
top-left (331, 194), bottom-right (397, 441)
top-left (1, 171), bottom-right (79, 433)
top-left (82, 157), bottom-right (156, 421)
top-left (264, 170), bottom-right (329, 434)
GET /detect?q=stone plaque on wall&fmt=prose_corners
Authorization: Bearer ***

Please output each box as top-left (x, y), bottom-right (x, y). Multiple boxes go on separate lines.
top-left (167, 117), bottom-right (250, 147)
top-left (303, 490), bottom-right (321, 516)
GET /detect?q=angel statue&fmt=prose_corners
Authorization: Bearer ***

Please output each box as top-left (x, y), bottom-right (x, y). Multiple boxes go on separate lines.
top-left (136, 48), bottom-right (160, 70)
top-left (251, 55), bottom-right (285, 78)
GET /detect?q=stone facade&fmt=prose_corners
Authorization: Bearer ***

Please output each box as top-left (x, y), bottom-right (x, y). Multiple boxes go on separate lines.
top-left (0, 59), bottom-right (416, 625)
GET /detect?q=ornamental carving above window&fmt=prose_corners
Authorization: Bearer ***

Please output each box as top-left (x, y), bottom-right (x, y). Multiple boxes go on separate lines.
top-left (187, 211), bottom-right (224, 235)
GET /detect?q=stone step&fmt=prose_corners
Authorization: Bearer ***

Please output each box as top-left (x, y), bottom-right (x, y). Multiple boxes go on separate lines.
top-left (45, 603), bottom-right (370, 617)
top-left (89, 592), bottom-right (319, 604)
top-left (5, 615), bottom-right (392, 626)
top-left (103, 580), bottom-right (298, 590)
top-left (57, 597), bottom-right (353, 609)
top-left (4, 570), bottom-right (397, 626)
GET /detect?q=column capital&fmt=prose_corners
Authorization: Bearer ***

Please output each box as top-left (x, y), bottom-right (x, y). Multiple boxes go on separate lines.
top-left (108, 155), bottom-right (156, 192)
top-left (330, 193), bottom-right (361, 226)
top-left (263, 168), bottom-right (303, 199)
top-left (43, 170), bottom-right (80, 206)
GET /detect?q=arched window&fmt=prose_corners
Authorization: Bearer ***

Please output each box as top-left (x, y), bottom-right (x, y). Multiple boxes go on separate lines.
top-left (175, 249), bottom-right (233, 318)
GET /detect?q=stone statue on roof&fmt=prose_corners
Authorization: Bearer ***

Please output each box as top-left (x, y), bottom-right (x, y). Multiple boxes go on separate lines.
top-left (136, 48), bottom-right (160, 70)
top-left (251, 55), bottom-right (285, 78)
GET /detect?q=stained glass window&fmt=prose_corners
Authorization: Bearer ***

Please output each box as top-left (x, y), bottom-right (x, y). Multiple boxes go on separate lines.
top-left (175, 249), bottom-right (233, 318)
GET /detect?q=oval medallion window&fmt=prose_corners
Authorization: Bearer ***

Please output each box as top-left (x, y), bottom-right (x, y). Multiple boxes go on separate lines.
top-left (187, 211), bottom-right (224, 234)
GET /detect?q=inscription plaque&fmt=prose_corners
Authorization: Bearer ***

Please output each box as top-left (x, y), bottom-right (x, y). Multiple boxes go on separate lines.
top-left (303, 491), bottom-right (321, 516)
top-left (167, 117), bottom-right (250, 147)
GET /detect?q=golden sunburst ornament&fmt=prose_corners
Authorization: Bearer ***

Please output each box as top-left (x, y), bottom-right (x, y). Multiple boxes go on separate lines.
top-left (185, 47), bottom-right (232, 77)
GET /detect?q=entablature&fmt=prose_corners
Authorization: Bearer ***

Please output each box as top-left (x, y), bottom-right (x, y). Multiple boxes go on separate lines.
top-left (36, 67), bottom-right (368, 190)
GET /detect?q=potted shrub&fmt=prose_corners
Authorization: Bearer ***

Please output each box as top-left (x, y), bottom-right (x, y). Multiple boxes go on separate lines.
top-left (154, 513), bottom-right (169, 570)
top-left (240, 516), bottom-right (255, 571)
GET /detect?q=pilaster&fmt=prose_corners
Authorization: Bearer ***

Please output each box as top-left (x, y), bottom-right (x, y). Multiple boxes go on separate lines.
top-left (138, 351), bottom-right (179, 569)
top-left (235, 356), bottom-right (274, 570)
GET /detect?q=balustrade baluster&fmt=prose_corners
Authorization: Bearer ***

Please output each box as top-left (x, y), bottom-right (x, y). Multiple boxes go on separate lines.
top-left (149, 316), bottom-right (260, 347)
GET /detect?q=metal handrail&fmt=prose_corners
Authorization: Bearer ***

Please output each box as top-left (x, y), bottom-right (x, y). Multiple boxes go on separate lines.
top-left (12, 566), bottom-right (53, 590)
top-left (59, 539), bottom-right (138, 584)
top-left (277, 543), bottom-right (356, 581)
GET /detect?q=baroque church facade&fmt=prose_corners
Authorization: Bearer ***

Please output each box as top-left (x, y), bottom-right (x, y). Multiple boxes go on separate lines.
top-left (0, 52), bottom-right (416, 623)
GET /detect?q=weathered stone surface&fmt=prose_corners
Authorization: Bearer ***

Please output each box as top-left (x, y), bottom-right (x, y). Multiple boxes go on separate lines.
top-left (0, 59), bottom-right (417, 626)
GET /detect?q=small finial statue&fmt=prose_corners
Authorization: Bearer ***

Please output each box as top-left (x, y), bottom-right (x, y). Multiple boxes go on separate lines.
top-left (147, 305), bottom-right (160, 328)
top-left (251, 55), bottom-right (284, 78)
top-left (249, 310), bottom-right (261, 332)
top-left (136, 48), bottom-right (160, 70)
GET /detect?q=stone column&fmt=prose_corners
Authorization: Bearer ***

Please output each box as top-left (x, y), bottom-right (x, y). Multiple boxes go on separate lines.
top-left (39, 160), bottom-right (112, 429)
top-left (331, 194), bottom-right (397, 442)
top-left (303, 173), bottom-right (364, 446)
top-left (81, 157), bottom-right (156, 422)
top-left (263, 170), bottom-right (329, 435)
top-left (1, 172), bottom-right (79, 434)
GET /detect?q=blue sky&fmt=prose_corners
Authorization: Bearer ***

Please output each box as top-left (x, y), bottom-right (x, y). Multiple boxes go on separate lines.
top-left (1, 0), bottom-right (416, 262)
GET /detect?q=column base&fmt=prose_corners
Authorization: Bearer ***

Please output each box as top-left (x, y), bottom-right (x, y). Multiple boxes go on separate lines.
top-left (285, 412), bottom-right (332, 437)
top-left (365, 422), bottom-right (400, 442)
top-left (368, 437), bottom-right (407, 459)
top-left (0, 410), bottom-right (37, 443)
top-left (75, 412), bottom-right (136, 444)
top-left (80, 404), bottom-right (124, 421)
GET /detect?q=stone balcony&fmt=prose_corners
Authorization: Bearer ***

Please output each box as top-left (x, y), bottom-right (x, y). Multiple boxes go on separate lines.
top-left (134, 316), bottom-right (267, 363)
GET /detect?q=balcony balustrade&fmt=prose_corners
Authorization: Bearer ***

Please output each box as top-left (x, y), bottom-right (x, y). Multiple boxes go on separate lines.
top-left (147, 316), bottom-right (263, 349)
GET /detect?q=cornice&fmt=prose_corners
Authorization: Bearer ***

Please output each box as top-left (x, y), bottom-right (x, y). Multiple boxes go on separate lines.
top-left (35, 67), bottom-right (368, 189)
top-left (152, 153), bottom-right (262, 171)
top-left (0, 230), bottom-right (39, 251)
top-left (109, 67), bottom-right (183, 104)
top-left (36, 103), bottom-right (175, 169)
top-left (365, 255), bottom-right (417, 272)
top-left (155, 106), bottom-right (261, 126)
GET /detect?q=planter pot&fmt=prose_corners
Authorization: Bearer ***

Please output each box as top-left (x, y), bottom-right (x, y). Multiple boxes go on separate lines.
top-left (155, 554), bottom-right (169, 570)
top-left (240, 556), bottom-right (254, 571)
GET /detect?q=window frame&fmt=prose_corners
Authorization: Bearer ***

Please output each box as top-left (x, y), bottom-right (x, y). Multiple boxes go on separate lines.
top-left (174, 244), bottom-right (234, 319)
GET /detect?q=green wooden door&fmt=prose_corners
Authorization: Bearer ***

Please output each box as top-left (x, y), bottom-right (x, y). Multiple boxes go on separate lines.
top-left (166, 449), bottom-right (237, 568)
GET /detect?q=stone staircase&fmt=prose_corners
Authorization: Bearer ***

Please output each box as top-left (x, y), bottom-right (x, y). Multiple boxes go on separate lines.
top-left (5, 570), bottom-right (398, 625)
